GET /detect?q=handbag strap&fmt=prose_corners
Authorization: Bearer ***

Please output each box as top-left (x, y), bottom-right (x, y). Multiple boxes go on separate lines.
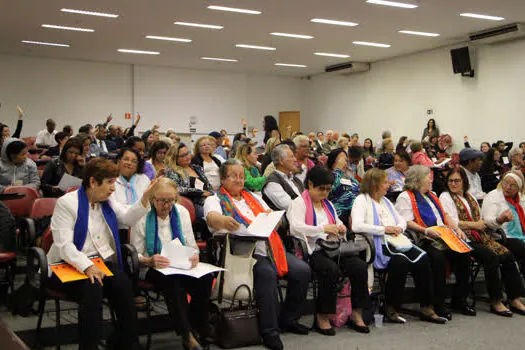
top-left (230, 284), bottom-right (253, 309)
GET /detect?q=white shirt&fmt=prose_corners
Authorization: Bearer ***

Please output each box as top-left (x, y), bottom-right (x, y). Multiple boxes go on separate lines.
top-left (288, 196), bottom-right (343, 254)
top-left (96, 139), bottom-right (108, 154)
top-left (481, 189), bottom-right (522, 233)
top-left (395, 191), bottom-right (444, 225)
top-left (131, 204), bottom-right (197, 260)
top-left (36, 129), bottom-right (57, 147)
top-left (203, 192), bottom-right (270, 256)
top-left (203, 160), bottom-right (220, 191)
top-left (295, 163), bottom-right (308, 184)
top-left (351, 194), bottom-right (406, 236)
top-left (48, 190), bottom-right (150, 274)
top-left (263, 170), bottom-right (301, 211)
top-left (439, 192), bottom-right (474, 226)
top-left (111, 174), bottom-right (151, 228)
top-left (462, 166), bottom-right (486, 200)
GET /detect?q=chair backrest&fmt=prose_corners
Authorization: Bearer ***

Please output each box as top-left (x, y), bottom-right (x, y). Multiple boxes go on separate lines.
top-left (66, 186), bottom-right (80, 193)
top-left (40, 228), bottom-right (54, 254)
top-left (21, 137), bottom-right (36, 148)
top-left (30, 198), bottom-right (58, 218)
top-left (3, 186), bottom-right (40, 217)
top-left (178, 196), bottom-right (196, 224)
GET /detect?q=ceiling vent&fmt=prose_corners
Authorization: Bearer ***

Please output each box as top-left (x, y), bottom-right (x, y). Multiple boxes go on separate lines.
top-left (324, 61), bottom-right (370, 76)
top-left (469, 23), bottom-right (525, 44)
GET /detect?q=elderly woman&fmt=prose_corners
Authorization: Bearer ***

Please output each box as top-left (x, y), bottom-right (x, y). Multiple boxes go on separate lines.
top-left (131, 178), bottom-right (212, 350)
top-left (386, 151), bottom-right (411, 194)
top-left (124, 137), bottom-right (156, 180)
top-left (377, 138), bottom-right (395, 170)
top-left (165, 143), bottom-right (213, 219)
top-left (395, 165), bottom-right (474, 319)
top-left (147, 140), bottom-right (169, 177)
top-left (440, 168), bottom-right (525, 316)
top-left (0, 138), bottom-right (40, 193)
top-left (47, 158), bottom-right (154, 350)
top-left (41, 138), bottom-right (85, 197)
top-left (482, 171), bottom-right (525, 280)
top-left (352, 169), bottom-right (445, 324)
top-left (289, 166), bottom-right (370, 335)
top-left (326, 148), bottom-right (360, 226)
top-left (191, 136), bottom-right (222, 191)
top-left (204, 159), bottom-right (310, 350)
top-left (235, 143), bottom-right (266, 192)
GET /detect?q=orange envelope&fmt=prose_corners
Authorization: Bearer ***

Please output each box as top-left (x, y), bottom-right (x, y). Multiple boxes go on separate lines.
top-left (50, 257), bottom-right (114, 283)
top-left (430, 226), bottom-right (472, 253)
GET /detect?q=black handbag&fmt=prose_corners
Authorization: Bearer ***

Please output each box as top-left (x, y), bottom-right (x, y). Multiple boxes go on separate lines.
top-left (215, 284), bottom-right (261, 349)
top-left (317, 237), bottom-right (366, 259)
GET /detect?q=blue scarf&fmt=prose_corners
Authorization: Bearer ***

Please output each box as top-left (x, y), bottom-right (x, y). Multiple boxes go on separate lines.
top-left (413, 191), bottom-right (445, 227)
top-left (73, 186), bottom-right (122, 269)
top-left (119, 175), bottom-right (138, 204)
top-left (370, 196), bottom-right (398, 269)
top-left (145, 205), bottom-right (185, 256)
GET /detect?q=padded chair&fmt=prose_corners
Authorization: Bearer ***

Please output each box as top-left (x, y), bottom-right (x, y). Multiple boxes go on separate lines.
top-left (30, 198), bottom-right (57, 218)
top-left (3, 186), bottom-right (40, 217)
top-left (179, 196), bottom-right (208, 256)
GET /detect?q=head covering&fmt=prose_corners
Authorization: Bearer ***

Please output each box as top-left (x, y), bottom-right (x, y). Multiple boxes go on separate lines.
top-left (209, 131), bottom-right (222, 139)
top-left (459, 148), bottom-right (484, 162)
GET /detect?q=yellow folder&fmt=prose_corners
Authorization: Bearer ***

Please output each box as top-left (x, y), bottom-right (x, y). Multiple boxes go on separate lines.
top-left (50, 257), bottom-right (114, 283)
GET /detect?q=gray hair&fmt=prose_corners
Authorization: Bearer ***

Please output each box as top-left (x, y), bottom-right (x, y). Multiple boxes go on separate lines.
top-left (219, 159), bottom-right (243, 179)
top-left (509, 148), bottom-right (523, 158)
top-left (382, 130), bottom-right (391, 139)
top-left (293, 135), bottom-right (309, 148)
top-left (271, 144), bottom-right (291, 166)
top-left (404, 165), bottom-right (431, 191)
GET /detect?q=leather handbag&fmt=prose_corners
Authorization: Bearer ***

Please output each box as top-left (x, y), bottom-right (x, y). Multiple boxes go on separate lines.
top-left (317, 237), bottom-right (367, 259)
top-left (215, 284), bottom-right (261, 349)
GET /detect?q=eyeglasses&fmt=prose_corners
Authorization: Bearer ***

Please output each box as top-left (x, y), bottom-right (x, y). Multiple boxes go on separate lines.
top-left (316, 185), bottom-right (332, 192)
top-left (178, 152), bottom-right (191, 158)
top-left (154, 198), bottom-right (176, 205)
top-left (448, 179), bottom-right (462, 184)
top-left (502, 181), bottom-right (519, 190)
top-left (226, 175), bottom-right (245, 181)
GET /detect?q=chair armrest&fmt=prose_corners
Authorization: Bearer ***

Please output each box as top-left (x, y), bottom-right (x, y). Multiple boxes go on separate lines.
top-left (18, 218), bottom-right (36, 250)
top-left (405, 229), bottom-right (420, 245)
top-left (290, 236), bottom-right (309, 263)
top-left (353, 232), bottom-right (376, 265)
top-left (121, 244), bottom-right (140, 284)
top-left (26, 247), bottom-right (48, 289)
top-left (489, 228), bottom-right (507, 244)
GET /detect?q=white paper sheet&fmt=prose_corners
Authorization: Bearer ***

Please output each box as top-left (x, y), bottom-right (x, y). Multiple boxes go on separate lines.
top-left (160, 240), bottom-right (196, 270)
top-left (157, 263), bottom-right (225, 278)
top-left (234, 210), bottom-right (285, 238)
top-left (57, 173), bottom-right (82, 191)
top-left (433, 158), bottom-right (451, 168)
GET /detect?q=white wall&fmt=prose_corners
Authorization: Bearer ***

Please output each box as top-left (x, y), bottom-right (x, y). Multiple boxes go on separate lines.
top-left (0, 54), bottom-right (302, 138)
top-left (301, 39), bottom-right (525, 150)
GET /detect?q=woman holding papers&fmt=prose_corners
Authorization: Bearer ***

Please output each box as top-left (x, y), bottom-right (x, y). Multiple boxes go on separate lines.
top-left (48, 158), bottom-right (154, 350)
top-left (131, 177), bottom-right (212, 350)
top-left (395, 165), bottom-right (474, 320)
top-left (41, 138), bottom-right (85, 197)
top-left (289, 166), bottom-right (371, 335)
top-left (440, 168), bottom-right (525, 317)
top-left (353, 169), bottom-right (447, 324)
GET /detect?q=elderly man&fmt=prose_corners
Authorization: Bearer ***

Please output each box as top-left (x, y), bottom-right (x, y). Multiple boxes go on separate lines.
top-left (459, 148), bottom-right (486, 200)
top-left (107, 125), bottom-right (124, 149)
top-left (292, 135), bottom-right (314, 184)
top-left (321, 130), bottom-right (336, 155)
top-left (204, 160), bottom-right (310, 350)
top-left (36, 118), bottom-right (58, 148)
top-left (509, 148), bottom-right (525, 175)
top-left (91, 124), bottom-right (116, 156)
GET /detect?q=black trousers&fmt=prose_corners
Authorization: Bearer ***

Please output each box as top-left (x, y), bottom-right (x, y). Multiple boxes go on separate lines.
top-left (385, 248), bottom-right (434, 309)
top-left (470, 244), bottom-right (524, 300)
top-left (422, 244), bottom-right (471, 310)
top-left (145, 269), bottom-right (213, 338)
top-left (503, 238), bottom-right (525, 276)
top-left (49, 265), bottom-right (139, 350)
top-left (309, 251), bottom-right (370, 314)
top-left (253, 253), bottom-right (310, 337)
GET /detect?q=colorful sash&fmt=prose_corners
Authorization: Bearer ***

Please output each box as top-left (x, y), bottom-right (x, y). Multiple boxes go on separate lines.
top-left (451, 193), bottom-right (482, 242)
top-left (301, 190), bottom-right (336, 226)
top-left (145, 205), bottom-right (185, 256)
top-left (218, 187), bottom-right (289, 276)
top-left (407, 190), bottom-right (447, 227)
top-left (505, 195), bottom-right (525, 236)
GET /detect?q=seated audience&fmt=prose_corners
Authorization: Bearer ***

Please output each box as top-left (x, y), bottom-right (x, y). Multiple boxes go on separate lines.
top-left (313, 131), bottom-right (325, 156)
top-left (480, 148), bottom-right (503, 193)
top-left (230, 132), bottom-right (248, 159)
top-left (192, 136), bottom-right (222, 191)
top-left (396, 136), bottom-right (408, 153)
top-left (92, 124), bottom-right (116, 156)
top-left (0, 138), bottom-right (40, 193)
top-left (362, 138), bottom-right (375, 158)
top-left (411, 141), bottom-right (434, 169)
top-left (204, 160), bottom-right (310, 350)
top-left (352, 168), bottom-right (445, 324)
top-left (209, 131), bottom-right (227, 160)
top-left (347, 146), bottom-right (365, 181)
top-left (481, 142), bottom-right (491, 153)
top-left (459, 148), bottom-right (486, 200)
top-left (262, 145), bottom-right (303, 211)
top-left (36, 118), bottom-right (58, 148)
top-left (321, 130), bottom-right (336, 155)
top-left (165, 130), bottom-right (180, 144)
top-left (440, 168), bottom-right (525, 316)
top-left (113, 149), bottom-right (150, 208)
top-left (124, 137), bottom-right (155, 180)
top-left (0, 106), bottom-right (24, 147)
top-left (326, 148), bottom-right (360, 225)
top-left (147, 140), bottom-right (169, 177)
top-left (47, 158), bottom-right (153, 350)
top-left (106, 124), bottom-right (124, 150)
top-left (496, 140), bottom-right (513, 158)
top-left (376, 130), bottom-right (391, 152)
top-left (508, 148), bottom-right (525, 175)
top-left (293, 135), bottom-right (315, 183)
top-left (386, 151), bottom-right (411, 193)
top-left (235, 143), bottom-right (266, 193)
top-left (165, 143), bottom-right (213, 219)
top-left (41, 138), bottom-right (85, 197)
top-left (377, 138), bottom-right (395, 169)
top-left (131, 178), bottom-right (213, 349)
top-left (62, 125), bottom-right (73, 137)
top-left (41, 131), bottom-right (69, 159)
top-left (289, 166), bottom-right (371, 335)
top-left (395, 165), bottom-right (474, 319)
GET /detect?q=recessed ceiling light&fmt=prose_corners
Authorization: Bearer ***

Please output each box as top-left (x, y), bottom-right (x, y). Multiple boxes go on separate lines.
top-left (207, 5), bottom-right (261, 15)
top-left (270, 32), bottom-right (314, 39)
top-left (460, 13), bottom-right (505, 21)
top-left (174, 22), bottom-right (223, 29)
top-left (118, 49), bottom-right (160, 55)
top-left (42, 24), bottom-right (95, 32)
top-left (201, 57), bottom-right (239, 62)
top-left (366, 0), bottom-right (418, 9)
top-left (275, 63), bottom-right (307, 68)
top-left (353, 41), bottom-right (391, 48)
top-left (314, 52), bottom-right (350, 58)
top-left (399, 30), bottom-right (440, 37)
top-left (22, 40), bottom-right (70, 48)
top-left (146, 35), bottom-right (192, 43)
top-left (310, 18), bottom-right (359, 27)
top-left (235, 44), bottom-right (276, 51)
top-left (60, 8), bottom-right (119, 18)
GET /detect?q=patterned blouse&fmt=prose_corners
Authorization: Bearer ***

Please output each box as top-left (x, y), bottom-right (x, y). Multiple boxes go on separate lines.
top-left (328, 168), bottom-right (360, 219)
top-left (165, 164), bottom-right (214, 206)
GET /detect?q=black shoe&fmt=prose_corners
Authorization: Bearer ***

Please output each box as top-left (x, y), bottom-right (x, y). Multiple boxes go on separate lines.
top-left (313, 321), bottom-right (336, 336)
top-left (182, 343), bottom-right (205, 350)
top-left (435, 309), bottom-right (452, 321)
top-left (347, 320), bottom-right (370, 334)
top-left (263, 334), bottom-right (284, 350)
top-left (419, 312), bottom-right (448, 324)
top-left (451, 303), bottom-right (477, 316)
top-left (490, 306), bottom-right (513, 318)
top-left (509, 305), bottom-right (525, 316)
top-left (283, 321), bottom-right (309, 335)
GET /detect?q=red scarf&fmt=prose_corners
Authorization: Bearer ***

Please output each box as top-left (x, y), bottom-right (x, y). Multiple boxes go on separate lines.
top-left (505, 195), bottom-right (525, 234)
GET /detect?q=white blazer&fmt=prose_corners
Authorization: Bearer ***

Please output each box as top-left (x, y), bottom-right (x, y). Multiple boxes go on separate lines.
top-left (481, 188), bottom-right (524, 235)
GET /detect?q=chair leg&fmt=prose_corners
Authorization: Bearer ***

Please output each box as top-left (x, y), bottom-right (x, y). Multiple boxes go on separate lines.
top-left (36, 296), bottom-right (46, 334)
top-left (145, 294), bottom-right (152, 350)
top-left (54, 298), bottom-right (61, 350)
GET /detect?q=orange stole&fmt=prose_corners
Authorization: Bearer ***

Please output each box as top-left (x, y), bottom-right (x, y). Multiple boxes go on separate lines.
top-left (407, 190), bottom-right (448, 227)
